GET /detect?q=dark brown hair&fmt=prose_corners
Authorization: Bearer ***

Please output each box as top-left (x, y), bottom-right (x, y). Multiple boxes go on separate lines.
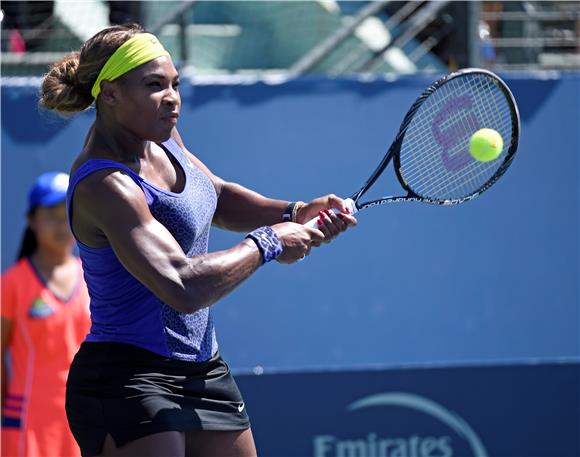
top-left (40, 23), bottom-right (145, 114)
top-left (17, 224), bottom-right (37, 260)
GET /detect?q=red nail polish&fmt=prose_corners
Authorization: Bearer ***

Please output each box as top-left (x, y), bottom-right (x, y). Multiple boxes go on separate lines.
top-left (317, 219), bottom-right (323, 226)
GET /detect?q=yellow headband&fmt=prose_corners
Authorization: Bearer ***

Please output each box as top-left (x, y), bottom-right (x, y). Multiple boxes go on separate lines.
top-left (91, 33), bottom-right (170, 99)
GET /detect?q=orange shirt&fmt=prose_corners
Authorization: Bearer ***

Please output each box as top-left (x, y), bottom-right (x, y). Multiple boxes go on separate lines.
top-left (1, 258), bottom-right (90, 457)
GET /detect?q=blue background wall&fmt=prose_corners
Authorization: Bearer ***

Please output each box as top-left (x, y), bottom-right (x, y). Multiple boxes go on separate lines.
top-left (2, 73), bottom-right (579, 373)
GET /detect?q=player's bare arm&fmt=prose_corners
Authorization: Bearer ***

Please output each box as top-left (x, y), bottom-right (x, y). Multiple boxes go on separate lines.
top-left (70, 169), bottom-right (323, 313)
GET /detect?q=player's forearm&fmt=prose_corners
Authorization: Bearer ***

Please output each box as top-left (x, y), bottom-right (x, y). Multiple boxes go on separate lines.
top-left (213, 181), bottom-right (288, 231)
top-left (164, 238), bottom-right (263, 313)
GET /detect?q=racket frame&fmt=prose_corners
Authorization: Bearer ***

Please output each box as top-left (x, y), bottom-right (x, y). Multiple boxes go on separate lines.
top-left (350, 68), bottom-right (521, 211)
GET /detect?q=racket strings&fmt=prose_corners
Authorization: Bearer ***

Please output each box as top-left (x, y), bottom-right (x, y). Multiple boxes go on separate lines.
top-left (404, 78), bottom-right (507, 197)
top-left (404, 77), bottom-right (511, 198)
top-left (399, 73), bottom-right (514, 201)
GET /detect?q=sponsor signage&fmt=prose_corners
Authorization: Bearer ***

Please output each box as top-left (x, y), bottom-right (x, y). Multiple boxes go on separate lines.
top-left (236, 361), bottom-right (579, 457)
top-left (313, 392), bottom-right (487, 457)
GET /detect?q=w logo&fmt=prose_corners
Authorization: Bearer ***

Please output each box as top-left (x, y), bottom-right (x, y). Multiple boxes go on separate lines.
top-left (431, 95), bottom-right (479, 172)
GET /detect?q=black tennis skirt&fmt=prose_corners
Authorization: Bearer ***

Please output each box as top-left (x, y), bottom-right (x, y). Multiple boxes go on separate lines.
top-left (66, 342), bottom-right (250, 456)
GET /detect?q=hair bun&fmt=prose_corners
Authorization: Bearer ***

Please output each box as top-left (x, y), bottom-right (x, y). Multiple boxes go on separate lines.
top-left (40, 24), bottom-right (145, 115)
top-left (40, 52), bottom-right (94, 114)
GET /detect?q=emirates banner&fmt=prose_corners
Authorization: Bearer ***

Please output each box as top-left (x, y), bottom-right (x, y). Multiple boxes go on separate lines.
top-left (237, 361), bottom-right (579, 457)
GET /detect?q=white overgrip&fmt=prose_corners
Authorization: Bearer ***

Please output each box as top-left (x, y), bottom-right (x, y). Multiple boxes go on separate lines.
top-left (303, 198), bottom-right (357, 229)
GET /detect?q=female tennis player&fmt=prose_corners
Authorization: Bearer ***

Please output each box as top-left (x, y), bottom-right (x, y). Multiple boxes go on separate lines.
top-left (1, 172), bottom-right (91, 457)
top-left (40, 23), bottom-right (356, 457)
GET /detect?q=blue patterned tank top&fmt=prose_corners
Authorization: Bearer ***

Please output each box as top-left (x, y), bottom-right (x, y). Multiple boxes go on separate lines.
top-left (66, 138), bottom-right (218, 361)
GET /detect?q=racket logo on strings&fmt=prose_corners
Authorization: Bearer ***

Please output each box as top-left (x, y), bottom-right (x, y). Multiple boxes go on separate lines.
top-left (432, 95), bottom-right (480, 172)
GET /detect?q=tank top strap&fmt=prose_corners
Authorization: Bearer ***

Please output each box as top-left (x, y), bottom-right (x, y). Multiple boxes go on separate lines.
top-left (161, 137), bottom-right (189, 170)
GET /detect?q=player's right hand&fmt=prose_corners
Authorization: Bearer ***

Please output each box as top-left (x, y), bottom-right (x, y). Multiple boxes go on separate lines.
top-left (271, 222), bottom-right (325, 263)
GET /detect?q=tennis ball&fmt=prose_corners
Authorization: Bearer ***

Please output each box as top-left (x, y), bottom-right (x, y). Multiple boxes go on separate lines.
top-left (469, 128), bottom-right (503, 162)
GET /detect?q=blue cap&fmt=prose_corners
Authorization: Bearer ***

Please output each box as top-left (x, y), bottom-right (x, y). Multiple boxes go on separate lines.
top-left (28, 172), bottom-right (69, 212)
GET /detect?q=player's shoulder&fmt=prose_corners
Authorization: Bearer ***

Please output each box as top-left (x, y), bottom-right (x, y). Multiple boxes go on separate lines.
top-left (1, 258), bottom-right (33, 286)
top-left (66, 170), bottom-right (149, 250)
top-left (71, 168), bottom-right (152, 233)
top-left (70, 144), bottom-right (142, 197)
top-left (72, 164), bottom-right (146, 210)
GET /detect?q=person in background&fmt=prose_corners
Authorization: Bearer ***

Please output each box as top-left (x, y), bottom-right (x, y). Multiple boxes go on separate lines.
top-left (1, 171), bottom-right (91, 457)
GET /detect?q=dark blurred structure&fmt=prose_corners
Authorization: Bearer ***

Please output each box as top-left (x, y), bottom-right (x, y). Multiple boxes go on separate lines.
top-left (1, 1), bottom-right (54, 52)
top-left (479, 0), bottom-right (580, 70)
top-left (107, 1), bottom-right (142, 26)
top-left (1, 0), bottom-right (578, 77)
top-left (380, 1), bottom-right (471, 70)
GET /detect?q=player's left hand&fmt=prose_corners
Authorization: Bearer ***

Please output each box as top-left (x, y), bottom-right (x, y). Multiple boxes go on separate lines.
top-left (295, 194), bottom-right (357, 244)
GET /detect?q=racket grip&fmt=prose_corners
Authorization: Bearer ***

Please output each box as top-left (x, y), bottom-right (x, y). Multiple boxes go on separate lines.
top-left (303, 198), bottom-right (357, 229)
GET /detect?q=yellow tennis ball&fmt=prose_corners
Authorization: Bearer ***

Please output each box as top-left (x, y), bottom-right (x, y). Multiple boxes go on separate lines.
top-left (469, 128), bottom-right (504, 162)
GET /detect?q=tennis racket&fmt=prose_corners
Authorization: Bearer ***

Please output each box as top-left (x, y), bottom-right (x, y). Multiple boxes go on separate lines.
top-left (305, 68), bottom-right (520, 228)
